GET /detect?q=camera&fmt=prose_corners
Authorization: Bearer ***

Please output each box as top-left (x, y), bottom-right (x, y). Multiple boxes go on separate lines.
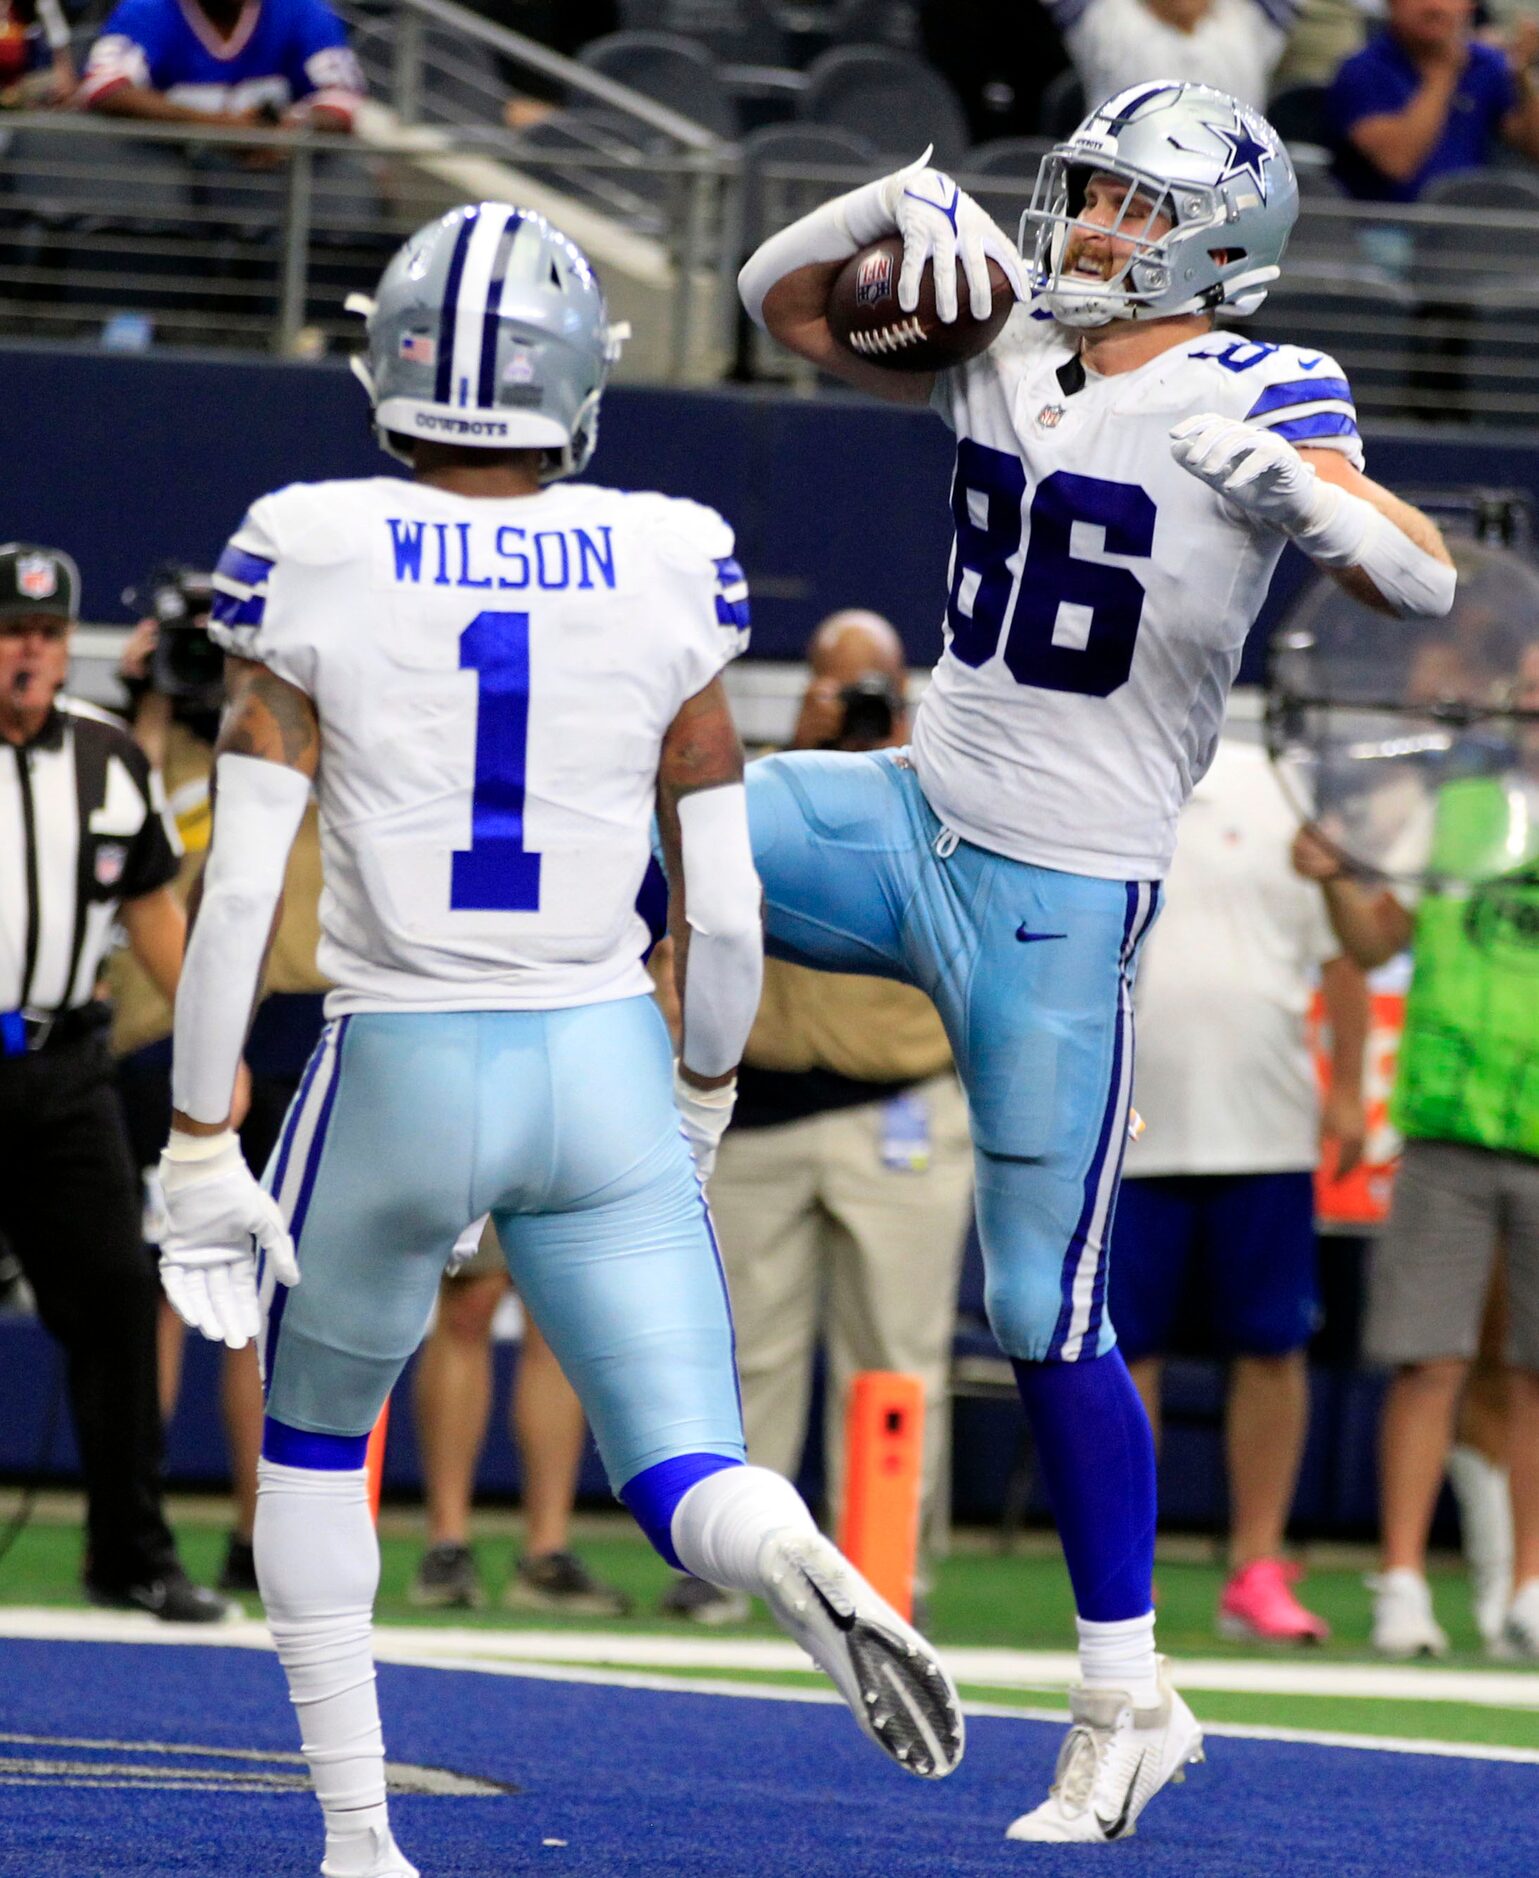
top-left (835, 672), bottom-right (902, 748)
top-left (126, 563), bottom-right (224, 711)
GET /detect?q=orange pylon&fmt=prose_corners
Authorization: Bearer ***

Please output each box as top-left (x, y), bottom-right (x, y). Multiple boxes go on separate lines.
top-left (837, 1371), bottom-right (924, 1621)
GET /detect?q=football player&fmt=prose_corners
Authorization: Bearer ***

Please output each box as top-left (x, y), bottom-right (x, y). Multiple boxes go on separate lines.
top-left (156, 205), bottom-right (963, 1878)
top-left (737, 81), bottom-right (1455, 1843)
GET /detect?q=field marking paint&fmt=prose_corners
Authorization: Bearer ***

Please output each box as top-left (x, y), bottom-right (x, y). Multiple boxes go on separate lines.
top-left (9, 1607), bottom-right (1539, 1720)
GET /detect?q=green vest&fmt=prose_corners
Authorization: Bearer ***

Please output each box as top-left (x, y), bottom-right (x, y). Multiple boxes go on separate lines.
top-left (1392, 777), bottom-right (1539, 1156)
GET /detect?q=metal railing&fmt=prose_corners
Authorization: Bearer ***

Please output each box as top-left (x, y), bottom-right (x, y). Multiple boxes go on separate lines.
top-left (4, 100), bottom-right (1539, 422)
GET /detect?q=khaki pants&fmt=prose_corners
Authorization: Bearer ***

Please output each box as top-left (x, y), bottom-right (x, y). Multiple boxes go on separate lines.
top-left (707, 1073), bottom-right (974, 1552)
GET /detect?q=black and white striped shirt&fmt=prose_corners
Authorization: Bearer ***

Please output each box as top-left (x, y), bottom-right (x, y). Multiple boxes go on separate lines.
top-left (0, 696), bottom-right (180, 1017)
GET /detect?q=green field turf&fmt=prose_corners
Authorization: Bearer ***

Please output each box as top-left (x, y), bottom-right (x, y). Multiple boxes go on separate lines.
top-left (3, 1500), bottom-right (1536, 1753)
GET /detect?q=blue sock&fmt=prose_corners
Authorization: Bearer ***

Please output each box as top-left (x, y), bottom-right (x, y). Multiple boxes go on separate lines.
top-left (620, 1452), bottom-right (742, 1570)
top-left (1012, 1348), bottom-right (1156, 1622)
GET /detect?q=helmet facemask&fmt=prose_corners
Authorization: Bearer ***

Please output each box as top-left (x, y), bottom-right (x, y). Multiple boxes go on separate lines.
top-left (1022, 157), bottom-right (1228, 328)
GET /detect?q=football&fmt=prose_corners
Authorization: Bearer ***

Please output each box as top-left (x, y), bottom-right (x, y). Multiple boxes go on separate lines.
top-left (826, 234), bottom-right (1014, 373)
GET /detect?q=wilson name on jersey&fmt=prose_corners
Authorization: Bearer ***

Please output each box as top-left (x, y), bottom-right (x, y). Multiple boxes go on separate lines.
top-left (209, 476), bottom-right (749, 1014)
top-left (913, 307), bottom-right (1363, 881)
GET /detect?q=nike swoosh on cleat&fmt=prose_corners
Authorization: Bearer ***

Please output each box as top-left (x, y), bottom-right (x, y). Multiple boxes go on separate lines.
top-left (1095, 1751), bottom-right (1147, 1841)
top-left (1015, 926), bottom-right (1067, 943)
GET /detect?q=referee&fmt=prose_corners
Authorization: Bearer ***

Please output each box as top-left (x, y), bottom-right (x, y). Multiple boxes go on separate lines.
top-left (0, 542), bottom-right (226, 1621)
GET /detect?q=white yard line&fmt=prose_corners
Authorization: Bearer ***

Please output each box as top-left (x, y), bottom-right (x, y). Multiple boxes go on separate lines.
top-left (3, 1607), bottom-right (1538, 1715)
top-left (5, 1609), bottom-right (1536, 1768)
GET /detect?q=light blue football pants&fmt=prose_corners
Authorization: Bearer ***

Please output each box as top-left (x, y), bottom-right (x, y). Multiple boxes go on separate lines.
top-left (258, 997), bottom-right (746, 1490)
top-left (746, 748), bottom-right (1160, 1363)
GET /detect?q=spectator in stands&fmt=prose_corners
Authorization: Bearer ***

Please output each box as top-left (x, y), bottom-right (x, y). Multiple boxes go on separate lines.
top-left (110, 568), bottom-right (328, 1598)
top-left (1041, 0), bottom-right (1300, 114)
top-left (78, 0), bottom-right (363, 136)
top-left (671, 610), bottom-right (975, 1625)
top-left (1110, 733), bottom-right (1368, 1643)
top-left (1325, 0), bottom-right (1539, 201)
top-left (409, 1216), bottom-right (631, 1614)
top-left (0, 0), bottom-right (75, 107)
top-left (1293, 636), bottom-right (1539, 1658)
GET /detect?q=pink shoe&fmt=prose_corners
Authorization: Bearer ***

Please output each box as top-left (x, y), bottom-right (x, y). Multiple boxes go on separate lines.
top-left (1218, 1558), bottom-right (1330, 1643)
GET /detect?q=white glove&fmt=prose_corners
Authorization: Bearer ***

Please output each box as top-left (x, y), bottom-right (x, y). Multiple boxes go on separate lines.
top-left (880, 154), bottom-right (1025, 324)
top-left (158, 1129), bottom-right (298, 1349)
top-left (1169, 413), bottom-right (1336, 539)
top-left (674, 1065), bottom-right (736, 1185)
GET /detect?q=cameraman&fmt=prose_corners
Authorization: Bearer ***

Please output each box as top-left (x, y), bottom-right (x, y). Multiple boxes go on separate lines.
top-left (664, 610), bottom-right (974, 1622)
top-left (110, 563), bottom-right (330, 1598)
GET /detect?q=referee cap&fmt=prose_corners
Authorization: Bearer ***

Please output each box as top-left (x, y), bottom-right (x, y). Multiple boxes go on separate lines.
top-left (0, 543), bottom-right (81, 621)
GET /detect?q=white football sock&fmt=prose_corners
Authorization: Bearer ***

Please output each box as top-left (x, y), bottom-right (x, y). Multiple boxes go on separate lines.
top-left (255, 1459), bottom-right (393, 1864)
top-left (669, 1464), bottom-right (817, 1592)
top-left (1076, 1611), bottom-right (1159, 1709)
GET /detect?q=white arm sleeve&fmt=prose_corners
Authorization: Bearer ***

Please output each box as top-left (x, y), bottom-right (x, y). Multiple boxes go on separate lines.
top-left (677, 783), bottom-right (763, 1080)
top-left (171, 754), bottom-right (312, 1124)
top-left (1295, 483), bottom-right (1457, 619)
top-left (737, 152), bottom-right (929, 330)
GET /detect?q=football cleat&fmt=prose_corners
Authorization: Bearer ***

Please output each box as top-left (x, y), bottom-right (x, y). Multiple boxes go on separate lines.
top-left (1005, 1661), bottom-right (1203, 1843)
top-left (757, 1530), bottom-right (964, 1779)
top-left (320, 1824), bottom-right (419, 1878)
top-left (1368, 1570), bottom-right (1449, 1659)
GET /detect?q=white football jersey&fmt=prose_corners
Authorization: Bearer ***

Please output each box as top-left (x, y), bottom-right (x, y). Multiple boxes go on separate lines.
top-left (209, 476), bottom-right (749, 1014)
top-left (912, 308), bottom-right (1364, 881)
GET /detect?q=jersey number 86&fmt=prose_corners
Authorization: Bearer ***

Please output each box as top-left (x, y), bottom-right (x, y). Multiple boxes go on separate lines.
top-left (948, 439), bottom-right (1156, 698)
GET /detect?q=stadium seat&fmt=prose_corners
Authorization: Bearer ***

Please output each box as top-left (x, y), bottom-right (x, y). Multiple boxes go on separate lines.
top-left (577, 30), bottom-right (741, 140)
top-left (1036, 67), bottom-right (1085, 140)
top-left (736, 121), bottom-right (877, 255)
top-left (797, 44), bottom-right (969, 167)
top-left (1229, 267), bottom-right (1416, 423)
top-left (617, 0), bottom-right (787, 66)
top-left (959, 137), bottom-right (1050, 184)
top-left (1266, 82), bottom-right (1328, 150)
top-left (1411, 168), bottom-right (1539, 303)
top-left (1285, 158), bottom-right (1351, 268)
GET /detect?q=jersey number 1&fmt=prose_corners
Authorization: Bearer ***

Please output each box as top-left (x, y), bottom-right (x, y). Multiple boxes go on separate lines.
top-left (451, 609), bottom-right (542, 912)
top-left (946, 440), bottom-right (1156, 697)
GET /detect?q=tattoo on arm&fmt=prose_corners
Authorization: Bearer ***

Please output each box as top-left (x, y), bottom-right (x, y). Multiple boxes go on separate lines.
top-left (217, 658), bottom-right (321, 776)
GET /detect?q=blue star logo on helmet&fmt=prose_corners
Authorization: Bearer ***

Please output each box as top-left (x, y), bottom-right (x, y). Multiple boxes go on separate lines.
top-left (1206, 117), bottom-right (1273, 199)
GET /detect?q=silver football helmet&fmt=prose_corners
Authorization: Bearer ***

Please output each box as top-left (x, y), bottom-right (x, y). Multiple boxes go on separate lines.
top-left (1021, 82), bottom-right (1297, 329)
top-left (348, 202), bottom-right (628, 477)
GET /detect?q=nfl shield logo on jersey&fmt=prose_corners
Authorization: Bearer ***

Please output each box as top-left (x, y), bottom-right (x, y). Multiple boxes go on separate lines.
top-left (17, 554), bottom-right (57, 600)
top-left (855, 249), bottom-right (894, 307)
top-left (1036, 404), bottom-right (1066, 430)
top-left (95, 842), bottom-right (126, 888)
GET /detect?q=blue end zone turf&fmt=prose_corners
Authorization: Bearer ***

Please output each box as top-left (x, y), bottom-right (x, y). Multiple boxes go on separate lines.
top-left (0, 1639), bottom-right (1528, 1877)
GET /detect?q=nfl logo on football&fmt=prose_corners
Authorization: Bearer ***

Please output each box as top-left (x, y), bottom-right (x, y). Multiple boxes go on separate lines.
top-left (17, 554), bottom-right (57, 600)
top-left (854, 250), bottom-right (893, 308)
